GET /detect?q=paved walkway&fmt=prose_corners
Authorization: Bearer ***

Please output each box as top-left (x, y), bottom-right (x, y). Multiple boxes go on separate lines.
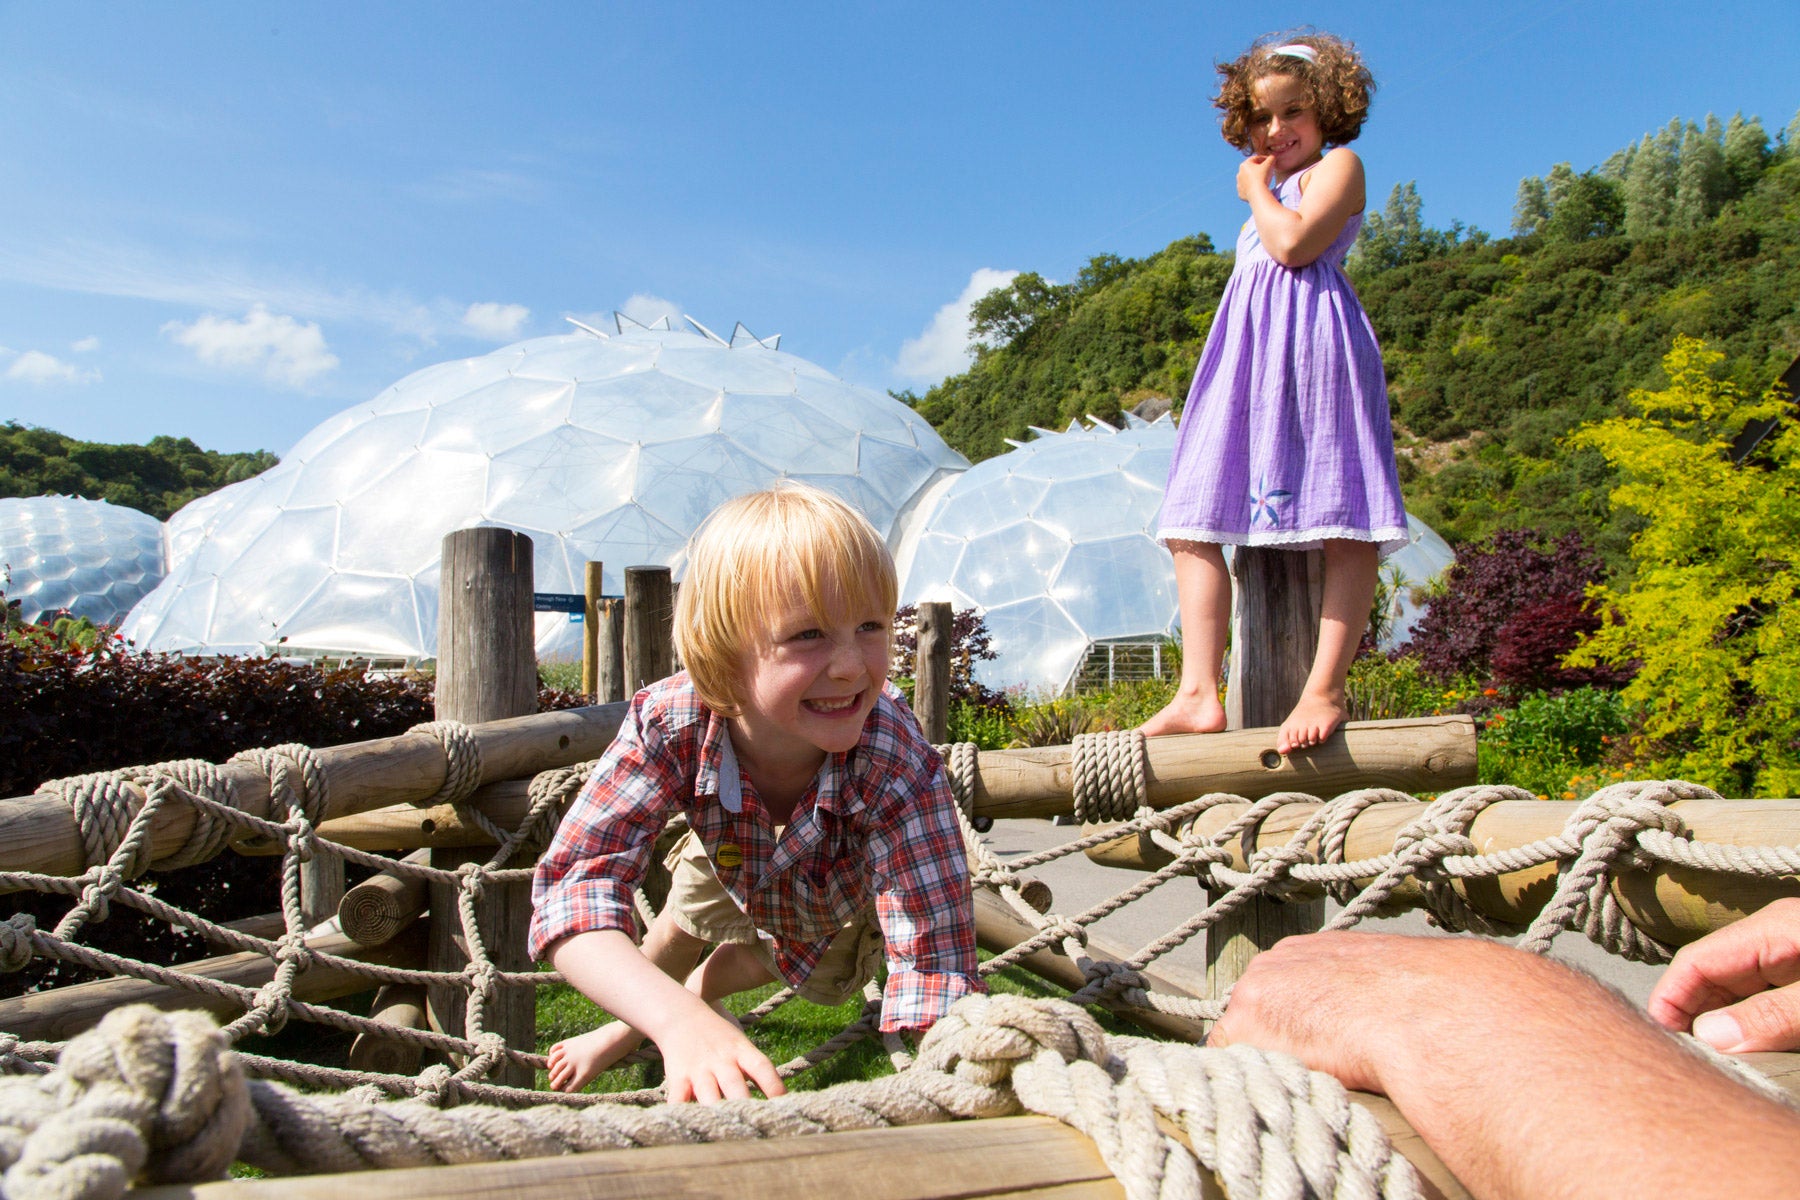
top-left (981, 817), bottom-right (1665, 1007)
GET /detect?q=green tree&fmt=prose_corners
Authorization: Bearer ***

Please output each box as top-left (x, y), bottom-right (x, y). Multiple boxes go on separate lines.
top-left (1672, 119), bottom-right (1727, 227)
top-left (1567, 337), bottom-right (1799, 794)
top-left (1512, 176), bottom-right (1551, 236)
top-left (1622, 124), bottom-right (1679, 238)
top-left (1721, 112), bottom-right (1770, 197)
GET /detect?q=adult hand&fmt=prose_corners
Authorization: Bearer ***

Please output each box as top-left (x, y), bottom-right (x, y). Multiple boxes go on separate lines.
top-left (1207, 930), bottom-right (1437, 1094)
top-left (1647, 896), bottom-right (1800, 1052)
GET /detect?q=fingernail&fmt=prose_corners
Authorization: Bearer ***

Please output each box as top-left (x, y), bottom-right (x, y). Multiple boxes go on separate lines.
top-left (1693, 1010), bottom-right (1744, 1051)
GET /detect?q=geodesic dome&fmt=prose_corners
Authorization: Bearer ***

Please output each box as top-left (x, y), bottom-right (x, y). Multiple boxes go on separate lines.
top-left (897, 417), bottom-right (1458, 694)
top-left (120, 317), bottom-right (968, 661)
top-left (0, 495), bottom-right (165, 626)
top-left (899, 418), bottom-right (1180, 695)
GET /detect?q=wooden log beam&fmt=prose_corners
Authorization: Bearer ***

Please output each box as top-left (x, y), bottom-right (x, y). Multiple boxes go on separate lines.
top-left (974, 888), bottom-right (1209, 1044)
top-left (0, 921), bottom-right (427, 1043)
top-left (121, 1054), bottom-right (1800, 1200)
top-left (291, 716), bottom-right (1475, 856)
top-left (971, 716), bottom-right (1476, 820)
top-left (346, 983), bottom-right (429, 1076)
top-left (1084, 796), bottom-right (1800, 944)
top-left (337, 849), bottom-right (431, 945)
top-left (0, 703), bottom-right (628, 883)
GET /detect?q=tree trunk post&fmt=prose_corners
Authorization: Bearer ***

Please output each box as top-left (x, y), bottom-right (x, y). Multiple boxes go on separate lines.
top-left (914, 601), bottom-right (953, 744)
top-left (300, 855), bottom-right (344, 929)
top-left (428, 526), bottom-right (538, 1088)
top-left (1207, 546), bottom-right (1328, 1010)
top-left (623, 565), bottom-right (675, 692)
top-left (596, 598), bottom-right (626, 703)
top-left (581, 560), bottom-right (604, 701)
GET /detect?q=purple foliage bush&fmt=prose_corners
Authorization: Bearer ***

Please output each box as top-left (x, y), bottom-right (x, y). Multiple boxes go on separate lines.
top-left (1403, 529), bottom-right (1632, 695)
top-left (891, 604), bottom-right (1009, 710)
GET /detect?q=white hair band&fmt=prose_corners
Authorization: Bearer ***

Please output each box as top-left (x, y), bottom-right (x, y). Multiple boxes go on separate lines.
top-left (1271, 43), bottom-right (1317, 64)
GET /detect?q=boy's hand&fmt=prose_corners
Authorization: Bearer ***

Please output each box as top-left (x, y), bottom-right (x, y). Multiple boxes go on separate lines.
top-left (659, 1007), bottom-right (786, 1104)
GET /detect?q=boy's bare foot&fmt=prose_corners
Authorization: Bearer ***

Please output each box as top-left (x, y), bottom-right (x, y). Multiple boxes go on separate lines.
top-left (1138, 691), bottom-right (1228, 738)
top-left (1276, 693), bottom-right (1346, 755)
top-left (546, 1021), bottom-right (644, 1093)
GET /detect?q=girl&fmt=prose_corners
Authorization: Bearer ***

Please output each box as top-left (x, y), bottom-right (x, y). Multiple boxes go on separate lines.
top-left (1141, 31), bottom-right (1407, 754)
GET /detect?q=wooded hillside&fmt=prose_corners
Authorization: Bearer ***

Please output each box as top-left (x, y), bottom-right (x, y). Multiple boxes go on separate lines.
top-left (0, 423), bottom-right (277, 521)
top-left (907, 110), bottom-right (1800, 568)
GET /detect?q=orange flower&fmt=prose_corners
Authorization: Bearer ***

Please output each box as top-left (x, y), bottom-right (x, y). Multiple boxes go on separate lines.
top-left (1482, 687), bottom-right (1499, 697)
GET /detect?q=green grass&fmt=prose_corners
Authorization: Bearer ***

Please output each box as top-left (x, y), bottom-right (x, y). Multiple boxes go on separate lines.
top-left (534, 952), bottom-right (1138, 1096)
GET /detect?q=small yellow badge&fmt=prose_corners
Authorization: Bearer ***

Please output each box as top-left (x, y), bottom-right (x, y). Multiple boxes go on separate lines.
top-left (715, 843), bottom-right (744, 869)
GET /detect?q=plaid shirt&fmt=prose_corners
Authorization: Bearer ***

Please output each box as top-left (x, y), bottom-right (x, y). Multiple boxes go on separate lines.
top-left (530, 673), bottom-right (982, 1032)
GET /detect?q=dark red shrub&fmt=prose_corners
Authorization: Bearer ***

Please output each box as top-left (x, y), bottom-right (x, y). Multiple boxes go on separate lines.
top-left (891, 604), bottom-right (1008, 710)
top-left (1403, 529), bottom-right (1617, 693)
top-left (0, 631), bottom-right (586, 998)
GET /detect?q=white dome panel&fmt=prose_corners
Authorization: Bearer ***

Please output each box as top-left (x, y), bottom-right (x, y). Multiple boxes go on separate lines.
top-left (124, 325), bottom-right (966, 661)
top-left (0, 496), bottom-right (165, 626)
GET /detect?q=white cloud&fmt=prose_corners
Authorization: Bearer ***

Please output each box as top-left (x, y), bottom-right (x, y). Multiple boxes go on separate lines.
top-left (461, 301), bottom-right (530, 340)
top-left (4, 349), bottom-right (101, 385)
top-left (0, 236), bottom-right (437, 340)
top-left (162, 305), bottom-right (339, 388)
top-left (70, 335), bottom-right (100, 353)
top-left (895, 268), bottom-right (1019, 383)
top-left (618, 293), bottom-right (685, 330)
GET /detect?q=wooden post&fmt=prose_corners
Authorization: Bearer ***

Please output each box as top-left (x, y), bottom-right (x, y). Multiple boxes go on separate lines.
top-left (914, 601), bottom-right (952, 744)
top-left (580, 561), bottom-right (604, 700)
top-left (1208, 546), bottom-right (1327, 1010)
top-left (623, 565), bottom-right (675, 692)
top-left (596, 598), bottom-right (625, 703)
top-left (300, 855), bottom-right (344, 929)
top-left (429, 527), bottom-right (538, 1088)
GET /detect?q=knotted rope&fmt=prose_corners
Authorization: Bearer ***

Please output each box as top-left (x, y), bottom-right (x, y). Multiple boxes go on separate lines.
top-left (0, 996), bottom-right (1422, 1200)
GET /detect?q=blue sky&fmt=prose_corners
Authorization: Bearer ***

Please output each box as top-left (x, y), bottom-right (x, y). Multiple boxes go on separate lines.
top-left (2, 2), bottom-right (1797, 456)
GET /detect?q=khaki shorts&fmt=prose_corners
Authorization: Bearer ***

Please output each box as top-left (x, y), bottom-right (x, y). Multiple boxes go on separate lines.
top-left (662, 828), bottom-right (883, 1006)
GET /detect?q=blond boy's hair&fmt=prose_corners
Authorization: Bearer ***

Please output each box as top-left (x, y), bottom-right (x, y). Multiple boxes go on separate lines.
top-left (674, 483), bottom-right (898, 714)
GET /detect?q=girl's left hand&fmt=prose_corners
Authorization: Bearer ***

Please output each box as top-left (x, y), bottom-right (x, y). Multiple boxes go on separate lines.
top-left (1237, 154), bottom-right (1274, 200)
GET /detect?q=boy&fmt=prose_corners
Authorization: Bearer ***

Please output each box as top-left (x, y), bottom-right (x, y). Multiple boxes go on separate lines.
top-left (528, 484), bottom-right (983, 1102)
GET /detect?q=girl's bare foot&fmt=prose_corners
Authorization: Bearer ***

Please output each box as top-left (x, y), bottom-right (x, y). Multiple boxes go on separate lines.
top-left (1277, 693), bottom-right (1346, 755)
top-left (1139, 691), bottom-right (1228, 738)
top-left (546, 1021), bottom-right (644, 1093)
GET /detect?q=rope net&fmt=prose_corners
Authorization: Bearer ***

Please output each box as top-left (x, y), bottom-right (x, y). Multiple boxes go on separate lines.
top-left (0, 722), bottom-right (1795, 1199)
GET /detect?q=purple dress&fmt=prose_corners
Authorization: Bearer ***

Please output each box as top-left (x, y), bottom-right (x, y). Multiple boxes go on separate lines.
top-left (1157, 165), bottom-right (1407, 556)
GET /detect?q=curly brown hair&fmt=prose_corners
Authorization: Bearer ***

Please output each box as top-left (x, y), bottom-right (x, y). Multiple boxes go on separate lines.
top-left (1213, 30), bottom-right (1375, 153)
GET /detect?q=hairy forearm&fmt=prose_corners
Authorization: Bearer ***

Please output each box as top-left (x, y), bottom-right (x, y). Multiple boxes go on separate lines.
top-left (1379, 951), bottom-right (1800, 1198)
top-left (1214, 934), bottom-right (1800, 1200)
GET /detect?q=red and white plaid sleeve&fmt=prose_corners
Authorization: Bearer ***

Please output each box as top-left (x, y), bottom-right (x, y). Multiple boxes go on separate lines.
top-left (861, 691), bottom-right (983, 1030)
top-left (528, 690), bottom-right (688, 961)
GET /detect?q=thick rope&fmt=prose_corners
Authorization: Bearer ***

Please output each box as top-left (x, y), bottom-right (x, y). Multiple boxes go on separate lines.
top-left (1071, 729), bottom-right (1149, 824)
top-left (0, 996), bottom-right (1422, 1200)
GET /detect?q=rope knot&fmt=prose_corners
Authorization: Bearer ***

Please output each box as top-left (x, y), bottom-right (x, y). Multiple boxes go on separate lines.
top-left (0, 914), bottom-right (37, 974)
top-left (45, 1006), bottom-right (249, 1189)
top-left (912, 994), bottom-right (1112, 1110)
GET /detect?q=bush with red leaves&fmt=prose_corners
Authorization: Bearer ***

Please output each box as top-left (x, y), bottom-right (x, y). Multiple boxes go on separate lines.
top-left (0, 629), bottom-right (590, 999)
top-left (1403, 529), bottom-right (1631, 695)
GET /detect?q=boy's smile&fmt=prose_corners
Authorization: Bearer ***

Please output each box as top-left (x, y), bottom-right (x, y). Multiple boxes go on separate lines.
top-left (729, 587), bottom-right (892, 773)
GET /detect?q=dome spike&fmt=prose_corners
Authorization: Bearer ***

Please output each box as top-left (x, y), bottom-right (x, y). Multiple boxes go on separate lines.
top-left (684, 315), bottom-right (729, 346)
top-left (564, 317), bottom-right (610, 340)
